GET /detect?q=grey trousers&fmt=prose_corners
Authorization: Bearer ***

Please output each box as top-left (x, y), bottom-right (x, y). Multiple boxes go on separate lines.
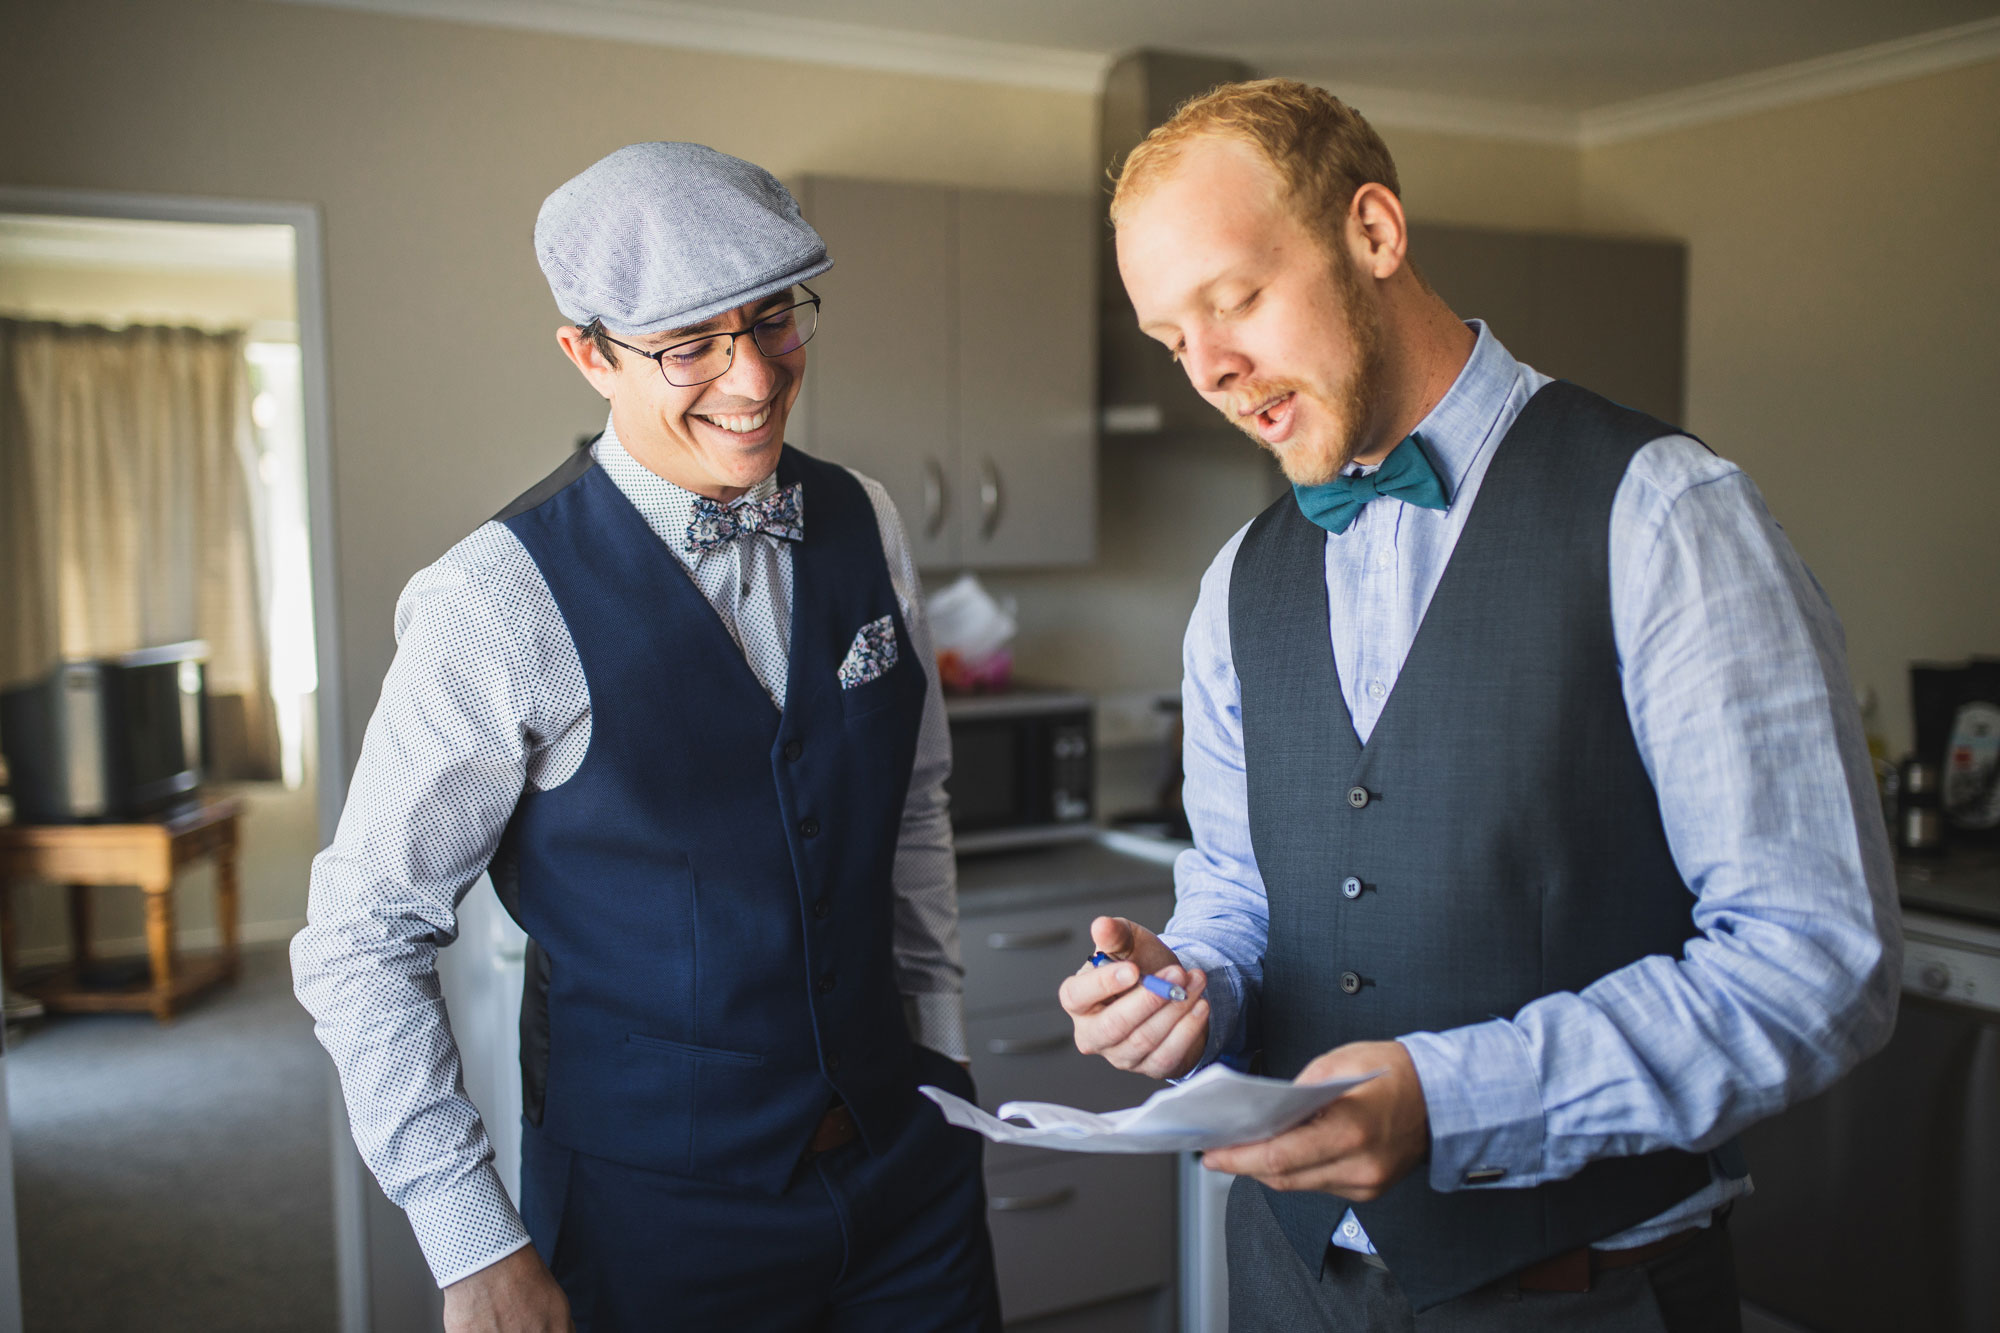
top-left (1225, 1178), bottom-right (1742, 1333)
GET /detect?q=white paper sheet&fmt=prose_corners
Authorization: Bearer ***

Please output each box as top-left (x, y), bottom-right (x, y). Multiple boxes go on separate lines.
top-left (920, 1063), bottom-right (1381, 1154)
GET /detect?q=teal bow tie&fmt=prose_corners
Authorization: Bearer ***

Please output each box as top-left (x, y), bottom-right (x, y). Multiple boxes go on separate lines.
top-left (1292, 434), bottom-right (1448, 535)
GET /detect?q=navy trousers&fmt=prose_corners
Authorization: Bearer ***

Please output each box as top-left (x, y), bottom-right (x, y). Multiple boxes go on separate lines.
top-left (521, 1047), bottom-right (1000, 1332)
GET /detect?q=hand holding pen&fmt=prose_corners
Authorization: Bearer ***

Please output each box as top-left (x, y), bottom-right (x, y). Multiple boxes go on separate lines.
top-left (1087, 950), bottom-right (1188, 1001)
top-left (1058, 915), bottom-right (1210, 1082)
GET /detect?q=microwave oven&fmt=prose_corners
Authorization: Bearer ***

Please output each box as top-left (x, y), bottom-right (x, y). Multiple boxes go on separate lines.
top-left (944, 690), bottom-right (1094, 854)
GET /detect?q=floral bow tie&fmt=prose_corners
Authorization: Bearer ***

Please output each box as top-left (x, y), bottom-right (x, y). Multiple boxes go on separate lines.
top-left (685, 483), bottom-right (805, 554)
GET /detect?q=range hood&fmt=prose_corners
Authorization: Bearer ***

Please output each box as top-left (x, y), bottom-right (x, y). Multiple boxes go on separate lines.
top-left (1097, 50), bottom-right (1256, 436)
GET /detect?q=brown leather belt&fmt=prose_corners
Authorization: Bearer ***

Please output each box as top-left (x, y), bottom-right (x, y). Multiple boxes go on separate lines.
top-left (1514, 1224), bottom-right (1703, 1293)
top-left (805, 1103), bottom-right (859, 1158)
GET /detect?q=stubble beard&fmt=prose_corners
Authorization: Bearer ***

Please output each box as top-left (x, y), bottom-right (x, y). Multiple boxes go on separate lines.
top-left (1230, 255), bottom-right (1387, 487)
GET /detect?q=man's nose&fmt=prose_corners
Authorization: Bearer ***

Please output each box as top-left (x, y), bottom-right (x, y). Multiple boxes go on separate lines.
top-left (1180, 330), bottom-right (1246, 396)
top-left (715, 334), bottom-right (783, 400)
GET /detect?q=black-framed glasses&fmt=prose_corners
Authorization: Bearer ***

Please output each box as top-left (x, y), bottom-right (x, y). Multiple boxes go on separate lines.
top-left (590, 286), bottom-right (820, 387)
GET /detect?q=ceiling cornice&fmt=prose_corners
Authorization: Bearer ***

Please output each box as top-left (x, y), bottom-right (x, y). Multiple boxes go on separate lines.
top-left (1576, 14), bottom-right (2000, 146)
top-left (258, 0), bottom-right (1109, 92)
top-left (256, 2), bottom-right (2000, 146)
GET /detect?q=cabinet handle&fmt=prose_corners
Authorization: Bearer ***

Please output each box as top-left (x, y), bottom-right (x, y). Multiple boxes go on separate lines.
top-left (986, 927), bottom-right (1072, 951)
top-left (923, 457), bottom-right (948, 539)
top-left (986, 1033), bottom-right (1072, 1057)
top-left (990, 1186), bottom-right (1075, 1213)
top-left (978, 457), bottom-right (1003, 538)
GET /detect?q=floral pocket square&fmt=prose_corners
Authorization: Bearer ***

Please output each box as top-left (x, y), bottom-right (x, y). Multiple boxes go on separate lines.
top-left (837, 615), bottom-right (899, 689)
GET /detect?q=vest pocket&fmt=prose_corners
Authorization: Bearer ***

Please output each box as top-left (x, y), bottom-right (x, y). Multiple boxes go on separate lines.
top-left (624, 1032), bottom-right (765, 1066)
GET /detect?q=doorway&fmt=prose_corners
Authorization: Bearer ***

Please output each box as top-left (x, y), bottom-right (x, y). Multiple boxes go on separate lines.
top-left (0, 189), bottom-right (347, 1331)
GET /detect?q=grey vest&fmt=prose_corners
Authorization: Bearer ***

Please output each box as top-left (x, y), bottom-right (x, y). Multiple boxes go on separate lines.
top-left (1229, 381), bottom-right (1714, 1311)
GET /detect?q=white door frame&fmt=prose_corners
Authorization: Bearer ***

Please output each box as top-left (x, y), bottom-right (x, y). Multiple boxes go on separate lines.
top-left (0, 184), bottom-right (363, 1333)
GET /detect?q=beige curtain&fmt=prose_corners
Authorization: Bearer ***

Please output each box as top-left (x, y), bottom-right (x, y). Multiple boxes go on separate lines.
top-left (0, 318), bottom-right (280, 780)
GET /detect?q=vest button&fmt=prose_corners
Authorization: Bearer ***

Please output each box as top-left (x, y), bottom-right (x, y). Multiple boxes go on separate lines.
top-left (817, 973), bottom-right (837, 995)
top-left (1346, 786), bottom-right (1370, 809)
top-left (826, 1052), bottom-right (842, 1073)
top-left (799, 816), bottom-right (821, 838)
top-left (812, 897), bottom-right (831, 920)
top-left (783, 739), bottom-right (803, 762)
top-left (1341, 876), bottom-right (1363, 900)
top-left (1339, 970), bottom-right (1363, 995)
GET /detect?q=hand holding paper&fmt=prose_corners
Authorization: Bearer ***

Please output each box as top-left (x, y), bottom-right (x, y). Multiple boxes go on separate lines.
top-left (920, 1063), bottom-right (1381, 1155)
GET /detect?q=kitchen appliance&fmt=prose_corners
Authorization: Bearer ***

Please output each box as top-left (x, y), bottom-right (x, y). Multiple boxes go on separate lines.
top-left (1733, 853), bottom-right (2000, 1333)
top-left (1912, 659), bottom-right (2000, 840)
top-left (0, 641), bottom-right (208, 823)
top-left (944, 689), bottom-right (1095, 854)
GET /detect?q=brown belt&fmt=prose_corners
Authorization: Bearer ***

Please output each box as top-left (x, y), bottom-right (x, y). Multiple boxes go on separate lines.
top-left (805, 1102), bottom-right (859, 1158)
top-left (1515, 1224), bottom-right (1703, 1293)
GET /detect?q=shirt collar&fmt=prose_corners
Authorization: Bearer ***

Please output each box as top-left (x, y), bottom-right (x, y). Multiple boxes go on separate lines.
top-left (592, 414), bottom-right (779, 565)
top-left (1343, 320), bottom-right (1525, 505)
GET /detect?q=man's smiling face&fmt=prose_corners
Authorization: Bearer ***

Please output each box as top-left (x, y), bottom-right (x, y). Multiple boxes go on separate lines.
top-left (589, 289), bottom-right (809, 499)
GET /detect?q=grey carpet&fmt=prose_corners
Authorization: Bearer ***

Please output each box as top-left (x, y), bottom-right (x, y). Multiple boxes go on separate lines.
top-left (7, 944), bottom-right (337, 1332)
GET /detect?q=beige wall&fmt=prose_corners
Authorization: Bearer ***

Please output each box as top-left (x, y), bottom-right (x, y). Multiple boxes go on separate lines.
top-left (6, 0), bottom-right (1988, 782)
top-left (0, 0), bottom-right (1098, 777)
top-left (1581, 57), bottom-right (2000, 753)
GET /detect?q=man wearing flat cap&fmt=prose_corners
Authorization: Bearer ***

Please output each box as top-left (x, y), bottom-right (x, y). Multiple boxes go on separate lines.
top-left (295, 142), bottom-right (999, 1331)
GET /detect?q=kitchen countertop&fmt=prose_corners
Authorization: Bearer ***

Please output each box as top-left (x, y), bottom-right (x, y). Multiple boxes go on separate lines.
top-left (956, 832), bottom-right (1181, 916)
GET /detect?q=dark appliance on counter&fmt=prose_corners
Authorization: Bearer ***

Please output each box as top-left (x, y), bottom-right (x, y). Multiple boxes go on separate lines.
top-left (0, 641), bottom-right (208, 823)
top-left (944, 689), bottom-right (1094, 854)
top-left (1912, 659), bottom-right (2000, 842)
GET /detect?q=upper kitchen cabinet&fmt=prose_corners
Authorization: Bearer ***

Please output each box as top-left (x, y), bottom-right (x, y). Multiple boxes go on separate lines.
top-left (795, 176), bottom-right (1097, 571)
top-left (1411, 224), bottom-right (1689, 424)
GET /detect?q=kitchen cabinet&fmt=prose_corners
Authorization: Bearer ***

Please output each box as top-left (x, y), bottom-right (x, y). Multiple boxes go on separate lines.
top-left (1409, 224), bottom-right (1688, 424)
top-left (795, 176), bottom-right (1097, 571)
top-left (958, 841), bottom-right (1179, 1327)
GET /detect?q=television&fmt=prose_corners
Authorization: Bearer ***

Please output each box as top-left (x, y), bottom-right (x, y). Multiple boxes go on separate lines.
top-left (0, 641), bottom-right (208, 823)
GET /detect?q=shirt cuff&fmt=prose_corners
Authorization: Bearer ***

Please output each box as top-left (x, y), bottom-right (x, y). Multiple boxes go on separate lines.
top-left (1158, 936), bottom-right (1250, 1075)
top-left (404, 1162), bottom-right (534, 1288)
top-left (907, 990), bottom-right (968, 1062)
top-left (1399, 1019), bottom-right (1546, 1192)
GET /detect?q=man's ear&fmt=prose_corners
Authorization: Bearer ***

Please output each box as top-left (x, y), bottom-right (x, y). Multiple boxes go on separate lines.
top-left (556, 324), bottom-right (619, 401)
top-left (1347, 183), bottom-right (1409, 283)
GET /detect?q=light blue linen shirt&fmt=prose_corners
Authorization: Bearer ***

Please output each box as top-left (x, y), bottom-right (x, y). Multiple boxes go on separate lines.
top-left (1163, 322), bottom-right (1901, 1255)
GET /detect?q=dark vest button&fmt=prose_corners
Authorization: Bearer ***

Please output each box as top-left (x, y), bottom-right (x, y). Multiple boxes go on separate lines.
top-left (1341, 876), bottom-right (1363, 900)
top-left (1339, 970), bottom-right (1363, 995)
top-left (816, 973), bottom-right (837, 995)
top-left (799, 816), bottom-right (821, 838)
top-left (782, 739), bottom-right (804, 762)
top-left (1346, 786), bottom-right (1370, 809)
top-left (825, 1052), bottom-right (842, 1073)
top-left (812, 897), bottom-right (831, 920)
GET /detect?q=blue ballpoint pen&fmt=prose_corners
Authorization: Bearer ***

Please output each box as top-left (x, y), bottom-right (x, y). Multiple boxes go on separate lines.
top-left (1087, 950), bottom-right (1188, 1002)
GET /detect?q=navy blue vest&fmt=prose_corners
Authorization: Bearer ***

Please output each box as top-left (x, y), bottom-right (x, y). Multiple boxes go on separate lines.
top-left (490, 443), bottom-right (926, 1194)
top-left (1230, 383), bottom-right (1715, 1310)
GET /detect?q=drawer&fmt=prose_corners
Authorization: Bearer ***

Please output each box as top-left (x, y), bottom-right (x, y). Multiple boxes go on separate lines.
top-left (961, 890), bottom-right (1173, 1016)
top-left (985, 1152), bottom-right (1174, 1323)
top-left (967, 1010), bottom-right (1162, 1173)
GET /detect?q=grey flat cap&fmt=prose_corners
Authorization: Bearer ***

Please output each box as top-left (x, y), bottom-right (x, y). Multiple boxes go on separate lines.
top-left (535, 142), bottom-right (831, 336)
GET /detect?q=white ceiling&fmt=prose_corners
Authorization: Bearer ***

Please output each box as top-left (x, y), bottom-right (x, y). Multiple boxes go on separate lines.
top-left (272, 1), bottom-right (2000, 142)
top-left (0, 215), bottom-right (296, 274)
top-left (653, 0), bottom-right (2000, 112)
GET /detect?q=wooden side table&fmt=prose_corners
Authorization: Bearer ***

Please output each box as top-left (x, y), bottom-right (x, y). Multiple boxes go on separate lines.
top-left (0, 795), bottom-right (244, 1022)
